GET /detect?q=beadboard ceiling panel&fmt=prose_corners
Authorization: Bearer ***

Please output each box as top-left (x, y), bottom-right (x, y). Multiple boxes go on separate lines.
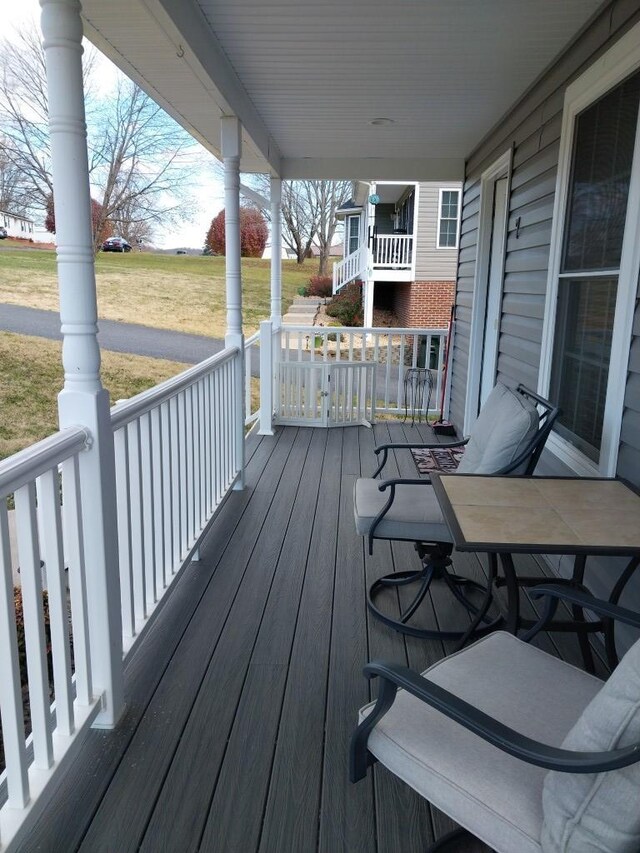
top-left (80, 0), bottom-right (605, 178)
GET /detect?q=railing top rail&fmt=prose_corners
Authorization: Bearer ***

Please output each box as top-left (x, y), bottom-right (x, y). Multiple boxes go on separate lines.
top-left (282, 326), bottom-right (447, 335)
top-left (111, 346), bottom-right (240, 430)
top-left (244, 331), bottom-right (260, 347)
top-left (0, 426), bottom-right (89, 499)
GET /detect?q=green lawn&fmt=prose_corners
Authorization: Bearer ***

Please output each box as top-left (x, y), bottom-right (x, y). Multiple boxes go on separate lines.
top-left (0, 249), bottom-right (309, 460)
top-left (0, 332), bottom-right (194, 460)
top-left (0, 250), bottom-right (313, 337)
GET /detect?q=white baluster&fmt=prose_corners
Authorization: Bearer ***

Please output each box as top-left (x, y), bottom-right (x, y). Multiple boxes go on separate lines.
top-left (15, 483), bottom-right (52, 768)
top-left (0, 502), bottom-right (29, 807)
top-left (37, 468), bottom-right (74, 736)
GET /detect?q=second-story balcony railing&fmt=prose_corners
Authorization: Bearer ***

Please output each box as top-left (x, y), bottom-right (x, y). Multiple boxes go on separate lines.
top-left (373, 233), bottom-right (413, 268)
top-left (332, 235), bottom-right (415, 294)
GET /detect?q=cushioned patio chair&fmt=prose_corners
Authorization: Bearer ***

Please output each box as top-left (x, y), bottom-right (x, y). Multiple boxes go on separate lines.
top-left (350, 585), bottom-right (640, 853)
top-left (353, 382), bottom-right (559, 640)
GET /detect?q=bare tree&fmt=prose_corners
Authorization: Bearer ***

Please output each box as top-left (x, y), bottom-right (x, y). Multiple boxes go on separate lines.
top-left (0, 26), bottom-right (96, 215)
top-left (0, 24), bottom-right (201, 249)
top-left (0, 138), bottom-right (28, 214)
top-left (310, 180), bottom-right (351, 274)
top-left (89, 78), bottom-right (202, 250)
top-left (242, 175), bottom-right (349, 269)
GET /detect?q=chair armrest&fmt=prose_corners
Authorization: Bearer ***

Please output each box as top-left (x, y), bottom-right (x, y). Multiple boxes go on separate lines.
top-left (529, 585), bottom-right (640, 631)
top-left (378, 477), bottom-right (433, 489)
top-left (349, 660), bottom-right (640, 782)
top-left (367, 477), bottom-right (434, 553)
top-left (373, 438), bottom-right (469, 477)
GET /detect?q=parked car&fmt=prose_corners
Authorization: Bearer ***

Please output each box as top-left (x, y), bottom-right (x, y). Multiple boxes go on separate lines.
top-left (102, 236), bottom-right (132, 252)
top-left (0, 227), bottom-right (7, 239)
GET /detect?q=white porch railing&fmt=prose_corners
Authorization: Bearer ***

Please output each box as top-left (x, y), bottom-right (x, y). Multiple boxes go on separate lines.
top-left (0, 346), bottom-right (245, 849)
top-left (0, 428), bottom-right (102, 849)
top-left (111, 347), bottom-right (242, 654)
top-left (332, 245), bottom-right (367, 293)
top-left (278, 326), bottom-right (448, 418)
top-left (373, 234), bottom-right (413, 268)
top-left (245, 331), bottom-right (260, 427)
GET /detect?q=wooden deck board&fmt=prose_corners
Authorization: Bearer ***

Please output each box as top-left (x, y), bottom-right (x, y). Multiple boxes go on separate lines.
top-left (17, 423), bottom-right (611, 853)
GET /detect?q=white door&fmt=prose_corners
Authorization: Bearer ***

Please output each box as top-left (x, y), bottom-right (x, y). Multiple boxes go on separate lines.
top-left (479, 177), bottom-right (509, 406)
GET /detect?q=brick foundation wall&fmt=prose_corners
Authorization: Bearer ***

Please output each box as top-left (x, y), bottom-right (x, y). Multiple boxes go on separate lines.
top-left (392, 280), bottom-right (455, 328)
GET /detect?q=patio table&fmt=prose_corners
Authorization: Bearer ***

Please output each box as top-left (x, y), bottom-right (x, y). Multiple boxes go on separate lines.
top-left (430, 474), bottom-right (640, 672)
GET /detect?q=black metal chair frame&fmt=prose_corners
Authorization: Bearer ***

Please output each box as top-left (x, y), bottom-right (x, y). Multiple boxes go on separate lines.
top-left (366, 385), bottom-right (560, 642)
top-left (350, 585), bottom-right (640, 853)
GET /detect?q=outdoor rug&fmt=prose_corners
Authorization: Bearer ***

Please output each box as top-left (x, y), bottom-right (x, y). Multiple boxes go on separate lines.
top-left (411, 445), bottom-right (465, 475)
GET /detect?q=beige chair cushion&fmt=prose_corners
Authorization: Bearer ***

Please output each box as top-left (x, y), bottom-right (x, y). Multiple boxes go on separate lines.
top-left (457, 382), bottom-right (539, 474)
top-left (353, 477), bottom-right (451, 542)
top-left (359, 632), bottom-right (603, 853)
top-left (354, 383), bottom-right (540, 544)
top-left (541, 638), bottom-right (640, 852)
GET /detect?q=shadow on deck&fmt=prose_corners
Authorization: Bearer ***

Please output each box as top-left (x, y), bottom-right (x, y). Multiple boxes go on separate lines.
top-left (18, 423), bottom-right (608, 853)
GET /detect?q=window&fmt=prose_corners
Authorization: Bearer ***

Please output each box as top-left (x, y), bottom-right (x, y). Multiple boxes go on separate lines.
top-left (397, 188), bottom-right (415, 233)
top-left (550, 70), bottom-right (640, 463)
top-left (541, 22), bottom-right (640, 475)
top-left (437, 189), bottom-right (460, 248)
top-left (347, 215), bottom-right (360, 255)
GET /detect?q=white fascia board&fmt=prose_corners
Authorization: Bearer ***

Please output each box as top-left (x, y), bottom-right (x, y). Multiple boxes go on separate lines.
top-left (154, 0), bottom-right (281, 174)
top-left (85, 0), bottom-right (282, 176)
top-left (282, 158), bottom-right (465, 181)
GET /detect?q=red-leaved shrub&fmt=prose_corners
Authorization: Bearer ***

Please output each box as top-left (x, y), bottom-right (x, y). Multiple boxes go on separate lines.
top-left (326, 280), bottom-right (363, 326)
top-left (307, 275), bottom-right (333, 298)
top-left (204, 206), bottom-right (268, 257)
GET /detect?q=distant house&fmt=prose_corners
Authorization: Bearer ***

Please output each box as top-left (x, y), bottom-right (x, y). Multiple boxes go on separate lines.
top-left (261, 240), bottom-right (297, 260)
top-left (334, 181), bottom-right (461, 328)
top-left (1, 209), bottom-right (35, 238)
top-left (0, 209), bottom-right (54, 244)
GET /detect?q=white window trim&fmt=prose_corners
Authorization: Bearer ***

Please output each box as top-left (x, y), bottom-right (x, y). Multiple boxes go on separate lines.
top-left (538, 19), bottom-right (640, 477)
top-left (345, 214), bottom-right (360, 256)
top-left (437, 187), bottom-right (461, 249)
top-left (464, 149), bottom-right (512, 434)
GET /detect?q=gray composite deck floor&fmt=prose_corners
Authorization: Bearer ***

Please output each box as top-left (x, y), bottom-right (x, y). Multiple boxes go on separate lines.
top-left (19, 423), bottom-right (609, 853)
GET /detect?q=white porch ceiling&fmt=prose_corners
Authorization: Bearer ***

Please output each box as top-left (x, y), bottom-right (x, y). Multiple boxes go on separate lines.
top-left (80, 0), bottom-right (605, 180)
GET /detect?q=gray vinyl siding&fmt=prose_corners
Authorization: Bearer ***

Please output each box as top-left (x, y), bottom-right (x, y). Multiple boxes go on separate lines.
top-left (448, 1), bottom-right (640, 648)
top-left (414, 183), bottom-right (460, 281)
top-left (449, 0), bottom-right (640, 466)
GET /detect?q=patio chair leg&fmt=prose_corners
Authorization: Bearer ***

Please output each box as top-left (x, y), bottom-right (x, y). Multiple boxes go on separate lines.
top-left (367, 545), bottom-right (499, 641)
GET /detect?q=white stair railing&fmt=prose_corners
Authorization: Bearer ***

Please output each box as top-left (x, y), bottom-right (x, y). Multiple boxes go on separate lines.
top-left (332, 245), bottom-right (367, 293)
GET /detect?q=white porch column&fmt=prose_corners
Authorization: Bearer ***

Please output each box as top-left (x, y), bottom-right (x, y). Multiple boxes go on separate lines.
top-left (270, 176), bottom-right (282, 329)
top-left (364, 181), bottom-right (377, 329)
top-left (40, 0), bottom-right (123, 726)
top-left (221, 116), bottom-right (245, 489)
top-left (363, 280), bottom-right (375, 329)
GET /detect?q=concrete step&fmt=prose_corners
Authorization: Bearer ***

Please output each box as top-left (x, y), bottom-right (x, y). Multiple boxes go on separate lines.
top-left (291, 300), bottom-right (320, 309)
top-left (282, 312), bottom-right (318, 325)
top-left (288, 307), bottom-right (318, 316)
